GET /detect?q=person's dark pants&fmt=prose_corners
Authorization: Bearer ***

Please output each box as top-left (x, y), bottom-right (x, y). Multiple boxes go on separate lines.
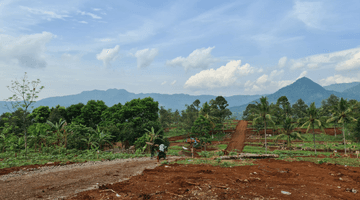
top-left (157, 151), bottom-right (166, 162)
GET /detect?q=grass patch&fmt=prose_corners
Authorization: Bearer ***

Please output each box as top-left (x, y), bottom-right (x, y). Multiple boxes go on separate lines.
top-left (294, 157), bottom-right (360, 167)
top-left (0, 150), bottom-right (150, 169)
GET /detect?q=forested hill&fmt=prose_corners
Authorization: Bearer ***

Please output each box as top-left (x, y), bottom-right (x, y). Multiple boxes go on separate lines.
top-left (1, 77), bottom-right (359, 120)
top-left (0, 89), bottom-right (263, 117)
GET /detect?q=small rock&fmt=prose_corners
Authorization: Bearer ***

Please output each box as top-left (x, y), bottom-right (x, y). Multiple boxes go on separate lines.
top-left (351, 188), bottom-right (358, 194)
top-left (339, 177), bottom-right (343, 181)
top-left (281, 191), bottom-right (291, 195)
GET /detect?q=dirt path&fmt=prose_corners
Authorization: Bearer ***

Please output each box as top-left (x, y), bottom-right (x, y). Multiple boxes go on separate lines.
top-left (69, 158), bottom-right (360, 200)
top-left (225, 120), bottom-right (247, 153)
top-left (0, 156), bottom-right (182, 200)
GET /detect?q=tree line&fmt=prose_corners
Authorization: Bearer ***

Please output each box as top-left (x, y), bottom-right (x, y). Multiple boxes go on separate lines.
top-left (0, 72), bottom-right (234, 155)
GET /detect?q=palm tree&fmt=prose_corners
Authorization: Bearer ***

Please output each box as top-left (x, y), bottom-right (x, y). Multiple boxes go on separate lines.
top-left (326, 98), bottom-right (358, 154)
top-left (274, 116), bottom-right (305, 148)
top-left (250, 96), bottom-right (277, 154)
top-left (297, 102), bottom-right (327, 154)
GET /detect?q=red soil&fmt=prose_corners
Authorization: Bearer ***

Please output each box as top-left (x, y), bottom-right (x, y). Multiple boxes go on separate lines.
top-left (68, 158), bottom-right (360, 200)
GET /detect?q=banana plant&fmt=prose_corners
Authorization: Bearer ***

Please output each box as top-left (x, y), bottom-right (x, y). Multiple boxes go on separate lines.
top-left (81, 132), bottom-right (99, 150)
top-left (91, 125), bottom-right (114, 150)
top-left (46, 118), bottom-right (67, 147)
top-left (143, 126), bottom-right (164, 153)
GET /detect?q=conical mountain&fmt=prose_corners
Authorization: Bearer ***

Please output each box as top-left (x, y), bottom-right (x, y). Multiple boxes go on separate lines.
top-left (264, 77), bottom-right (343, 107)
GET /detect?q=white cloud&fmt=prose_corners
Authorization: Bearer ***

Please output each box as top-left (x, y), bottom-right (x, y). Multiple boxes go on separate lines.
top-left (77, 10), bottom-right (101, 19)
top-left (297, 71), bottom-right (308, 79)
top-left (278, 56), bottom-right (287, 68)
top-left (161, 81), bottom-right (167, 85)
top-left (184, 60), bottom-right (256, 89)
top-left (0, 31), bottom-right (54, 68)
top-left (288, 47), bottom-right (360, 71)
top-left (78, 21), bottom-right (88, 24)
top-left (92, 8), bottom-right (101, 11)
top-left (171, 80), bottom-right (176, 85)
top-left (290, 61), bottom-right (305, 70)
top-left (134, 48), bottom-right (159, 69)
top-left (257, 68), bottom-right (264, 73)
top-left (269, 69), bottom-right (284, 78)
top-left (336, 51), bottom-right (360, 71)
top-left (291, 1), bottom-right (326, 29)
top-left (20, 6), bottom-right (69, 21)
top-left (256, 75), bottom-right (268, 85)
top-left (96, 45), bottom-right (120, 67)
top-left (166, 47), bottom-right (218, 71)
top-left (319, 74), bottom-right (360, 86)
top-left (276, 80), bottom-right (294, 88)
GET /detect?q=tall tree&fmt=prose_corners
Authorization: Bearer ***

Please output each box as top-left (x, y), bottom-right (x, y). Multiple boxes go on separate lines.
top-left (292, 98), bottom-right (308, 120)
top-left (275, 96), bottom-right (292, 123)
top-left (191, 115), bottom-right (212, 151)
top-left (242, 104), bottom-right (258, 121)
top-left (2, 72), bottom-right (44, 155)
top-left (250, 96), bottom-right (277, 154)
top-left (326, 98), bottom-right (358, 154)
top-left (48, 105), bottom-right (67, 125)
top-left (72, 100), bottom-right (108, 130)
top-left (297, 102), bottom-right (327, 154)
top-left (64, 103), bottom-right (85, 124)
top-left (321, 94), bottom-right (340, 117)
top-left (27, 106), bottom-right (51, 124)
top-left (212, 96), bottom-right (232, 132)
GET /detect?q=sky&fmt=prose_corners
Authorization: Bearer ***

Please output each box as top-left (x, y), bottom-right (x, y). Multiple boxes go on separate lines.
top-left (1, 0), bottom-right (360, 102)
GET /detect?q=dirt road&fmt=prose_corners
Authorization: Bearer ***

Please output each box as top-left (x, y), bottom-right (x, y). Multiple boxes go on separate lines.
top-left (0, 156), bottom-right (182, 200)
top-left (225, 120), bottom-right (247, 153)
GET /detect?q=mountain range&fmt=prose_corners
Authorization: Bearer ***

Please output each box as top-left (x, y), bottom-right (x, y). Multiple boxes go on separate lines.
top-left (0, 77), bottom-right (359, 120)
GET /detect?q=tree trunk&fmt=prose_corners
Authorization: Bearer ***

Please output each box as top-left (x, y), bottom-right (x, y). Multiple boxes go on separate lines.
top-left (334, 125), bottom-right (337, 137)
top-left (343, 123), bottom-right (346, 155)
top-left (313, 128), bottom-right (316, 154)
top-left (265, 120), bottom-right (267, 154)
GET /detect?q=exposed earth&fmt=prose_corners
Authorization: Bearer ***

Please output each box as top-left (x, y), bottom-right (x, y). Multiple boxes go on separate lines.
top-left (1, 120), bottom-right (359, 200)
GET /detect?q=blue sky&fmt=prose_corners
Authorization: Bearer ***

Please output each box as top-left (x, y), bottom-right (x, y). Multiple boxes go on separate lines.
top-left (1, 0), bottom-right (360, 102)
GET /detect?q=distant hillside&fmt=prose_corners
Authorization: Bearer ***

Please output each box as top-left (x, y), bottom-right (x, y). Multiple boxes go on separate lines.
top-left (323, 82), bottom-right (360, 92)
top-left (342, 83), bottom-right (360, 95)
top-left (2, 77), bottom-right (359, 120)
top-left (0, 89), bottom-right (262, 118)
top-left (228, 77), bottom-right (360, 119)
